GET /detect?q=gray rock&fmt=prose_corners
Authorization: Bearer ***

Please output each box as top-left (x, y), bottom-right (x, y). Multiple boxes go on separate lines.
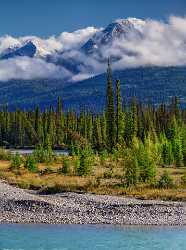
top-left (0, 181), bottom-right (185, 225)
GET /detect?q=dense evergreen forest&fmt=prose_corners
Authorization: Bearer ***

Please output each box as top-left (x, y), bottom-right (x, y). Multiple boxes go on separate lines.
top-left (0, 61), bottom-right (186, 188)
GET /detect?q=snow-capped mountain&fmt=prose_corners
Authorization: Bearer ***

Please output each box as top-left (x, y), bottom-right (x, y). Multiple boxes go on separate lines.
top-left (0, 38), bottom-right (61, 60)
top-left (46, 18), bottom-right (146, 74)
top-left (0, 41), bottom-right (37, 59)
top-left (0, 18), bottom-right (145, 61)
top-left (0, 17), bottom-right (186, 110)
top-left (81, 18), bottom-right (146, 54)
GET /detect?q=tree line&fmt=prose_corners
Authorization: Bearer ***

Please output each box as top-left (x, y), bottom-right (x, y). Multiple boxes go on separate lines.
top-left (0, 61), bottom-right (186, 174)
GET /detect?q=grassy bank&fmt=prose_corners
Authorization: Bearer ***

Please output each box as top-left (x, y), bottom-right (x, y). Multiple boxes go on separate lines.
top-left (0, 152), bottom-right (186, 202)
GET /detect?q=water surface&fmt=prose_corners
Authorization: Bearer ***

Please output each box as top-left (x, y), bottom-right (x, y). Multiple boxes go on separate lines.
top-left (9, 149), bottom-right (69, 156)
top-left (0, 224), bottom-right (185, 250)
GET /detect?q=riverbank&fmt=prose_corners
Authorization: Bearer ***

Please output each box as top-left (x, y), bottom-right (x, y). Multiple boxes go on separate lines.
top-left (0, 181), bottom-right (186, 225)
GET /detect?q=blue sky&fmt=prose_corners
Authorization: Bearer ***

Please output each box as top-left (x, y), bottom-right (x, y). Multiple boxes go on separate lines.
top-left (0, 0), bottom-right (185, 37)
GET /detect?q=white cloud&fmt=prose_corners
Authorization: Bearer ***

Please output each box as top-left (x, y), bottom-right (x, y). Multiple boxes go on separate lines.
top-left (0, 57), bottom-right (71, 81)
top-left (0, 26), bottom-right (99, 56)
top-left (0, 35), bottom-right (21, 53)
top-left (52, 16), bottom-right (186, 81)
top-left (0, 17), bottom-right (186, 82)
top-left (169, 16), bottom-right (186, 36)
top-left (71, 73), bottom-right (94, 82)
top-left (19, 36), bottom-right (63, 56)
top-left (58, 27), bottom-right (99, 50)
top-left (0, 26), bottom-right (98, 81)
top-left (103, 16), bottom-right (186, 69)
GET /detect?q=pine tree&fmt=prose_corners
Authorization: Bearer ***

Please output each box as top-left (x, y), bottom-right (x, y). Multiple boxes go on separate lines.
top-left (137, 141), bottom-right (156, 183)
top-left (124, 149), bottom-right (139, 186)
top-left (93, 116), bottom-right (103, 150)
top-left (56, 97), bottom-right (64, 146)
top-left (131, 97), bottom-right (138, 138)
top-left (10, 153), bottom-right (22, 170)
top-left (76, 147), bottom-right (94, 176)
top-left (172, 137), bottom-right (183, 167)
top-left (161, 139), bottom-right (173, 165)
top-left (47, 106), bottom-right (56, 146)
top-left (100, 112), bottom-right (107, 147)
top-left (87, 114), bottom-right (93, 144)
top-left (180, 125), bottom-right (186, 166)
top-left (124, 99), bottom-right (138, 146)
top-left (116, 79), bottom-right (124, 145)
top-left (105, 59), bottom-right (116, 151)
top-left (24, 155), bottom-right (38, 173)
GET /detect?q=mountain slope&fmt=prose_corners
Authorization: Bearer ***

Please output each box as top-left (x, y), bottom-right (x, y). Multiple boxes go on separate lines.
top-left (0, 18), bottom-right (146, 76)
top-left (0, 18), bottom-right (185, 111)
top-left (0, 66), bottom-right (185, 111)
top-left (1, 41), bottom-right (37, 59)
top-left (81, 18), bottom-right (145, 55)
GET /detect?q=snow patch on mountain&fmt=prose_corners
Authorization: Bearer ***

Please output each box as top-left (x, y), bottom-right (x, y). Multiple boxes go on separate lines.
top-left (0, 16), bottom-right (186, 81)
top-left (81, 18), bottom-right (146, 54)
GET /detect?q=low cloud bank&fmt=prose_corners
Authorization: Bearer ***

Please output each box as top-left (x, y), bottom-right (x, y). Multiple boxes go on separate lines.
top-left (0, 57), bottom-right (71, 81)
top-left (0, 16), bottom-right (186, 81)
top-left (110, 16), bottom-right (186, 69)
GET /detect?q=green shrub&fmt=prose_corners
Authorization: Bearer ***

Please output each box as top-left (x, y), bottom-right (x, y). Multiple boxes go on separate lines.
top-left (181, 171), bottom-right (186, 186)
top-left (74, 157), bottom-right (80, 173)
top-left (10, 153), bottom-right (22, 170)
top-left (172, 138), bottom-right (184, 167)
top-left (157, 171), bottom-right (174, 189)
top-left (33, 145), bottom-right (54, 163)
top-left (125, 153), bottom-right (139, 187)
top-left (0, 148), bottom-right (11, 161)
top-left (99, 150), bottom-right (108, 165)
top-left (24, 155), bottom-right (38, 173)
top-left (136, 143), bottom-right (156, 183)
top-left (161, 141), bottom-right (173, 165)
top-left (76, 147), bottom-right (94, 176)
top-left (69, 144), bottom-right (80, 156)
top-left (58, 157), bottom-right (70, 175)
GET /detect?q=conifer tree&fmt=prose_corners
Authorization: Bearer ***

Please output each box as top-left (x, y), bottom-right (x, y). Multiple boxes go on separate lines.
top-left (56, 97), bottom-right (64, 145)
top-left (93, 116), bottom-right (103, 150)
top-left (100, 112), bottom-right (107, 147)
top-left (116, 79), bottom-right (124, 145)
top-left (124, 149), bottom-right (139, 186)
top-left (47, 106), bottom-right (56, 146)
top-left (34, 106), bottom-right (44, 144)
top-left (137, 141), bottom-right (156, 183)
top-left (105, 59), bottom-right (115, 151)
top-left (131, 97), bottom-right (138, 138)
top-left (172, 137), bottom-right (183, 167)
top-left (180, 126), bottom-right (186, 166)
top-left (124, 98), bottom-right (138, 146)
top-left (87, 114), bottom-right (93, 144)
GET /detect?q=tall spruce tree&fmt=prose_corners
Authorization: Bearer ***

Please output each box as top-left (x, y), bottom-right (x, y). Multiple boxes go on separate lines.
top-left (93, 116), bottom-right (103, 150)
top-left (56, 97), bottom-right (64, 145)
top-left (106, 59), bottom-right (116, 151)
top-left (116, 79), bottom-right (124, 145)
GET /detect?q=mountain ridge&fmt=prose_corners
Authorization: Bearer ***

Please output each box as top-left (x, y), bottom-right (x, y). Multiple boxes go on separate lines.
top-left (0, 18), bottom-right (185, 111)
top-left (0, 66), bottom-right (185, 111)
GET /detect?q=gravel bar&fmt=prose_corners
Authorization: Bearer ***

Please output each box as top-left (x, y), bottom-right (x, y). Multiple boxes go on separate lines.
top-left (0, 180), bottom-right (186, 225)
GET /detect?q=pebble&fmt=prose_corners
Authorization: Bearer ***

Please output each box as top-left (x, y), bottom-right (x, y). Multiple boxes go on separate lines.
top-left (0, 181), bottom-right (185, 225)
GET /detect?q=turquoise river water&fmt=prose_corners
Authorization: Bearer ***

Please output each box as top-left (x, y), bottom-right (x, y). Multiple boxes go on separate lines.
top-left (0, 224), bottom-right (186, 250)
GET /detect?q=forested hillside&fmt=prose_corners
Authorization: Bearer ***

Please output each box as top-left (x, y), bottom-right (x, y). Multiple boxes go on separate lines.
top-left (0, 66), bottom-right (186, 111)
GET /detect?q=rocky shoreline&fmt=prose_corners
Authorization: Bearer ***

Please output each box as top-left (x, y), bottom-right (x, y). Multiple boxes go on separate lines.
top-left (0, 180), bottom-right (186, 225)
